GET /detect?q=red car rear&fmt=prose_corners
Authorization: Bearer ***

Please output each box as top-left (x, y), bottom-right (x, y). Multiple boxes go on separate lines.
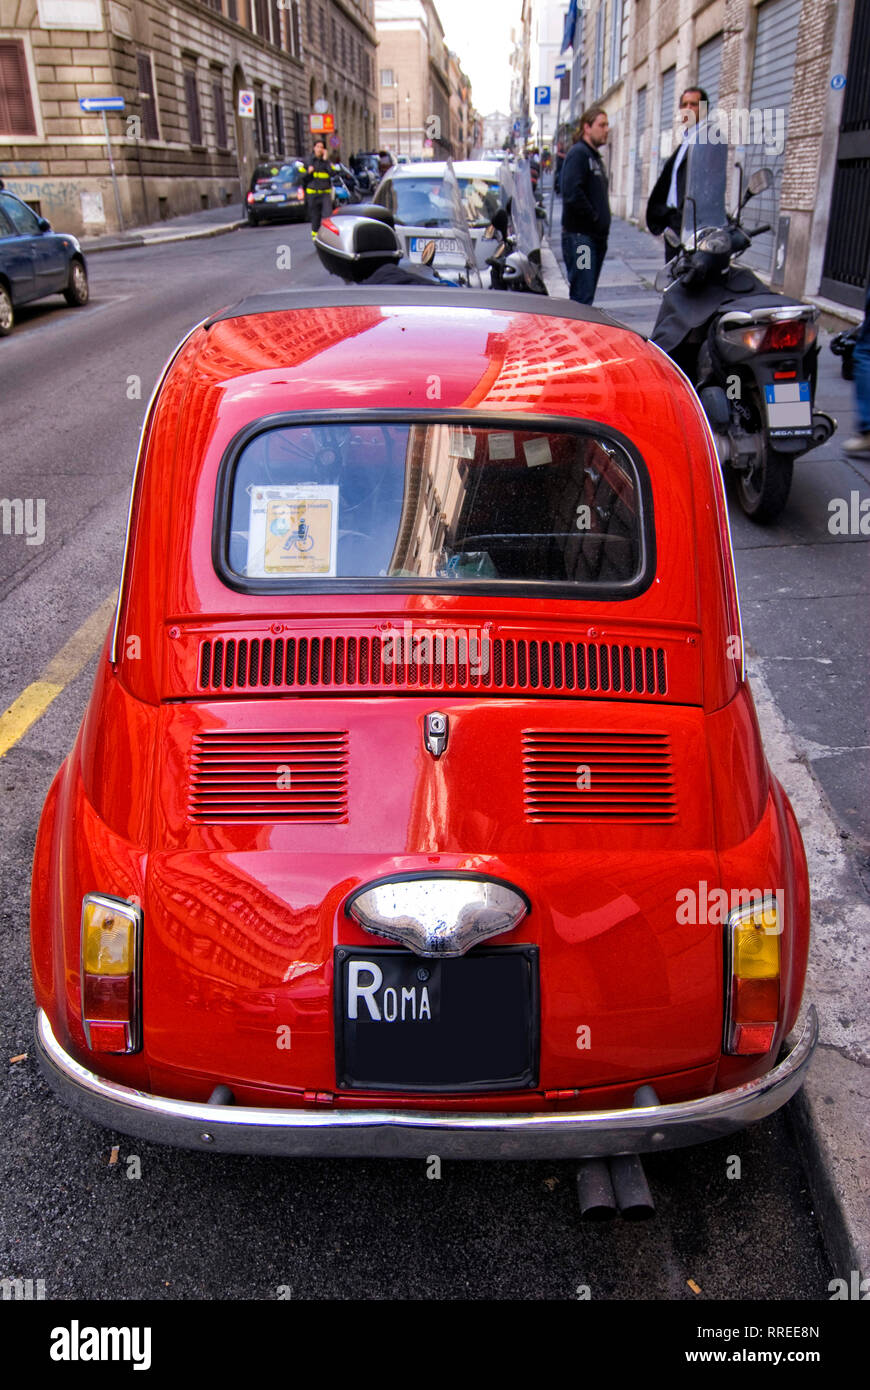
top-left (31, 289), bottom-right (816, 1163)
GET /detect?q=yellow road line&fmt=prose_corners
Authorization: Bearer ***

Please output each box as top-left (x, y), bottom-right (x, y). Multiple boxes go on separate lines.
top-left (0, 596), bottom-right (116, 759)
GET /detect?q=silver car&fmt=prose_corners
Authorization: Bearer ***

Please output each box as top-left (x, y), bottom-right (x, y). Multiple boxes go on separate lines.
top-left (372, 160), bottom-right (503, 280)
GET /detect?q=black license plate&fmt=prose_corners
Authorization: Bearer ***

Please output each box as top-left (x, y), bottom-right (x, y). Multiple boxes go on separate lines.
top-left (335, 946), bottom-right (539, 1092)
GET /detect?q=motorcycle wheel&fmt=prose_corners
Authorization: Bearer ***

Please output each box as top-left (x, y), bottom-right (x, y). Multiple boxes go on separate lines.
top-left (733, 446), bottom-right (793, 523)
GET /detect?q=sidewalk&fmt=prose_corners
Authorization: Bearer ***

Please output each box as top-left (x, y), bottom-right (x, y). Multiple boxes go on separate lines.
top-left (80, 201), bottom-right (246, 254)
top-left (542, 191), bottom-right (869, 1290)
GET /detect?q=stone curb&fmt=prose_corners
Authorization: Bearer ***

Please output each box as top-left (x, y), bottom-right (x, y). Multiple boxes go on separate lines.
top-left (81, 219), bottom-right (246, 255)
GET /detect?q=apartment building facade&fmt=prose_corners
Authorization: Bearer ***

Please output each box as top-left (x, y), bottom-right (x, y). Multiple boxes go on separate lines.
top-left (0, 0), bottom-right (376, 235)
top-left (374, 0), bottom-right (463, 159)
top-left (561, 0), bottom-right (868, 311)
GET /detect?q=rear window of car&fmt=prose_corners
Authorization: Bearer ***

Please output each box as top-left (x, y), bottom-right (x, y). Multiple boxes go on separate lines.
top-left (217, 418), bottom-right (652, 597)
top-left (376, 176), bottom-right (502, 227)
top-left (251, 163), bottom-right (305, 188)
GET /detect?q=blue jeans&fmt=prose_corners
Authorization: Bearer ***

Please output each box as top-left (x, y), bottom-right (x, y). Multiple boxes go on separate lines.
top-left (854, 283), bottom-right (870, 433)
top-left (562, 231), bottom-right (607, 305)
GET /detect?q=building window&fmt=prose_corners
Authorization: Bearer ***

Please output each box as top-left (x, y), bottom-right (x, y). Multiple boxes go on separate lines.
top-left (136, 52), bottom-right (159, 141)
top-left (306, 0), bottom-right (313, 39)
top-left (380, 68), bottom-right (394, 87)
top-left (273, 100), bottom-right (284, 155)
top-left (382, 103), bottom-right (394, 120)
top-left (184, 66), bottom-right (203, 146)
top-left (271, 0), bottom-right (282, 47)
top-left (288, 2), bottom-right (301, 56)
top-left (255, 0), bottom-right (270, 40)
top-left (593, 5), bottom-right (605, 98)
top-left (0, 39), bottom-right (37, 136)
top-left (227, 0), bottom-right (238, 19)
top-left (255, 92), bottom-right (268, 152)
top-left (319, 5), bottom-right (326, 51)
top-left (609, 0), bottom-right (624, 88)
top-left (331, 16), bottom-right (337, 58)
top-left (213, 76), bottom-right (228, 148)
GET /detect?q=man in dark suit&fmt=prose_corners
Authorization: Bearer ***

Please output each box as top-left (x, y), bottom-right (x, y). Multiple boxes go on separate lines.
top-left (646, 87), bottom-right (708, 260)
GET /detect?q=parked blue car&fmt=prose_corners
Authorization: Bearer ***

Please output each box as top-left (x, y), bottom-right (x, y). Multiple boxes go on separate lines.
top-left (0, 189), bottom-right (89, 337)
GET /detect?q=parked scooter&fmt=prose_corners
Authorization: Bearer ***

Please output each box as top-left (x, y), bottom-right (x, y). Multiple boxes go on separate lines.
top-left (485, 157), bottom-right (548, 294)
top-left (651, 144), bottom-right (836, 522)
top-left (313, 203), bottom-right (462, 286)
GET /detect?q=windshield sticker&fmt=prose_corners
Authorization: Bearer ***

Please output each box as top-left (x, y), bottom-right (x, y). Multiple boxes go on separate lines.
top-left (524, 437), bottom-right (552, 467)
top-left (246, 485), bottom-right (339, 577)
top-left (488, 432), bottom-right (516, 460)
top-left (449, 429), bottom-right (477, 459)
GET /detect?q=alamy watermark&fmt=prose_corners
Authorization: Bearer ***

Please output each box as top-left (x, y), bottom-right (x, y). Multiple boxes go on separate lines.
top-left (675, 882), bottom-right (784, 927)
top-left (381, 622), bottom-right (490, 677)
top-left (1, 497), bottom-right (45, 546)
top-left (681, 104), bottom-right (787, 157)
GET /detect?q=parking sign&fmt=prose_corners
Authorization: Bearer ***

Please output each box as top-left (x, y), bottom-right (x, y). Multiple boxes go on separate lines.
top-left (534, 85), bottom-right (551, 108)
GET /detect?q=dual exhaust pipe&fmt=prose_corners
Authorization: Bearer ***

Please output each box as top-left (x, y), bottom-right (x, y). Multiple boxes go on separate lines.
top-left (575, 1083), bottom-right (658, 1221)
top-left (575, 1154), bottom-right (655, 1221)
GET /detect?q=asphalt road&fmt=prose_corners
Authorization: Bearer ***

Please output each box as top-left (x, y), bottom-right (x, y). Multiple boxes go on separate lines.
top-left (0, 222), bottom-right (835, 1299)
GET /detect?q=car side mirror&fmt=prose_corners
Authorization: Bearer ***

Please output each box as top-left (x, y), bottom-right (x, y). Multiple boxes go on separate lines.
top-left (663, 227), bottom-right (681, 248)
top-left (37, 216), bottom-right (51, 232)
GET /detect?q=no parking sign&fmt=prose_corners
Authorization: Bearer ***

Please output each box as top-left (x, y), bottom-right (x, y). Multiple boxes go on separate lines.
top-left (238, 90), bottom-right (254, 118)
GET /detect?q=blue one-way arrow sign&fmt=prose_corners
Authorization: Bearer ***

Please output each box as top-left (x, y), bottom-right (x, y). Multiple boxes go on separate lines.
top-left (79, 96), bottom-right (126, 112)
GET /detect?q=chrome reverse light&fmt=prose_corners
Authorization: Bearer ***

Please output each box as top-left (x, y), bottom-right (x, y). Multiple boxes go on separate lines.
top-left (347, 876), bottom-right (529, 958)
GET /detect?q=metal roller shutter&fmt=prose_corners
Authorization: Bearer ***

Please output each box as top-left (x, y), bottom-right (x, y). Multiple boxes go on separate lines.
top-left (742, 0), bottom-right (802, 273)
top-left (658, 66), bottom-right (676, 171)
top-left (634, 85), bottom-right (647, 215)
top-left (696, 33), bottom-right (722, 113)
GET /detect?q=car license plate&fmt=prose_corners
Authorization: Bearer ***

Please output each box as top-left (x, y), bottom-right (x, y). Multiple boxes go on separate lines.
top-left (335, 945), bottom-right (538, 1091)
top-left (409, 236), bottom-right (461, 259)
top-left (764, 381), bottom-right (812, 433)
top-left (266, 194), bottom-right (285, 202)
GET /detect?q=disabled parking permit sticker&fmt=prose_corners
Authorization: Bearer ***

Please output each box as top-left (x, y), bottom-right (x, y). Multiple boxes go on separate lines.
top-left (247, 485), bottom-right (339, 576)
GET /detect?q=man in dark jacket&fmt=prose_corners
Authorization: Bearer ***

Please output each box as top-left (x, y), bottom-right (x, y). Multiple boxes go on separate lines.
top-left (560, 107), bottom-right (610, 304)
top-left (306, 139), bottom-right (334, 237)
top-left (646, 87), bottom-right (708, 259)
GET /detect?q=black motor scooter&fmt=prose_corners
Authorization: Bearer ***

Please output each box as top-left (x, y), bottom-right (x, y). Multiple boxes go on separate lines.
top-left (651, 153), bottom-right (836, 522)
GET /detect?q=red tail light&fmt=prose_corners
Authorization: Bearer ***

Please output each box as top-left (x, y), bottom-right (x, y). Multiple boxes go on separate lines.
top-left (761, 321), bottom-right (804, 351)
top-left (321, 218), bottom-right (339, 234)
top-left (246, 192), bottom-right (254, 203)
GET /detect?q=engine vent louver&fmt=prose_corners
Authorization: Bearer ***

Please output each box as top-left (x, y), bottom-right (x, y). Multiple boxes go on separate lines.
top-left (190, 731), bottom-right (348, 822)
top-left (197, 635), bottom-right (668, 697)
top-left (522, 731), bottom-right (676, 823)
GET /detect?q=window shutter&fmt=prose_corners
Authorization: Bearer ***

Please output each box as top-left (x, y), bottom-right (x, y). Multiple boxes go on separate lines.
top-left (0, 40), bottom-right (37, 137)
top-left (185, 69), bottom-right (202, 146)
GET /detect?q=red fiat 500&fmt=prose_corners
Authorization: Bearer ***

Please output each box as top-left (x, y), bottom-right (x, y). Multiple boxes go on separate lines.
top-left (31, 288), bottom-right (816, 1178)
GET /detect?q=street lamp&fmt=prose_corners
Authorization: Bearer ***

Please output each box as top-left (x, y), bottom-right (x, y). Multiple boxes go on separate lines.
top-left (394, 79), bottom-right (401, 156)
top-left (406, 91), bottom-right (412, 158)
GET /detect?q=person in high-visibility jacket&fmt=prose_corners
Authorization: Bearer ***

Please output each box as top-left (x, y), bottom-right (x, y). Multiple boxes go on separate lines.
top-left (306, 139), bottom-right (335, 237)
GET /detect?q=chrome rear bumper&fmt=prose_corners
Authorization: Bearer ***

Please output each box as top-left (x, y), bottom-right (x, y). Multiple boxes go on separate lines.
top-left (35, 1007), bottom-right (817, 1160)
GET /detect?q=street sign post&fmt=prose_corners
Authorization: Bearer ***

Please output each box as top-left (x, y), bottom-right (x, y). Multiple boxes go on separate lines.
top-left (79, 96), bottom-right (126, 231)
top-left (533, 87), bottom-right (550, 164)
top-left (548, 68), bottom-right (570, 227)
top-left (309, 113), bottom-right (335, 134)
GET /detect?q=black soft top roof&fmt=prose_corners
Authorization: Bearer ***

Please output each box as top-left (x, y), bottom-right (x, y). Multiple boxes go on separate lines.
top-left (204, 286), bottom-right (642, 336)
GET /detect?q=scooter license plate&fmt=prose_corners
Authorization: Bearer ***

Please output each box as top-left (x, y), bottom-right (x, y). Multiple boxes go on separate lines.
top-left (764, 381), bottom-right (812, 433)
top-left (410, 236), bottom-right (461, 259)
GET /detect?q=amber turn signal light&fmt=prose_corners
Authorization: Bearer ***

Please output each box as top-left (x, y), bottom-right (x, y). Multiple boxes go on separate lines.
top-left (81, 894), bottom-right (141, 1053)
